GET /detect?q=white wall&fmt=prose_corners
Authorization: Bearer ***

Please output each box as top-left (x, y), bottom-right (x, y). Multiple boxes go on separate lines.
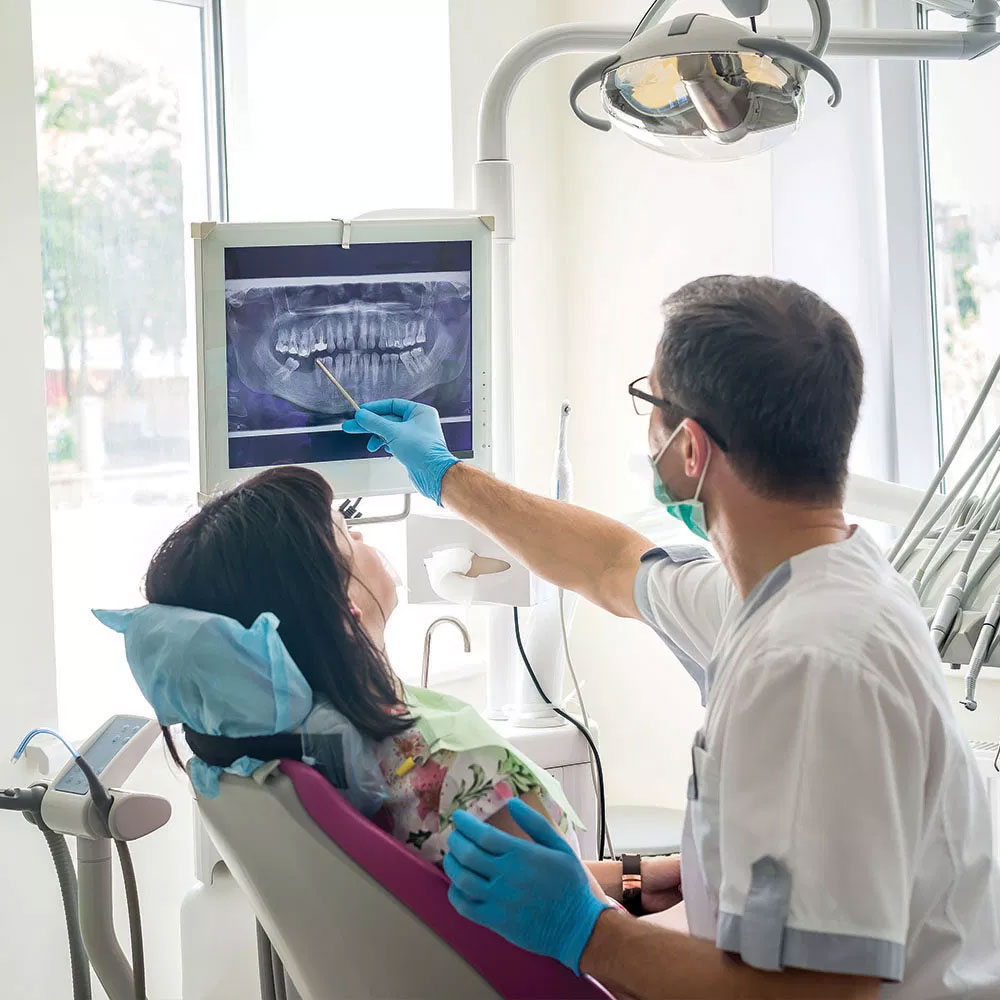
top-left (528, 0), bottom-right (773, 810)
top-left (0, 4), bottom-right (71, 998)
top-left (449, 0), bottom-right (572, 495)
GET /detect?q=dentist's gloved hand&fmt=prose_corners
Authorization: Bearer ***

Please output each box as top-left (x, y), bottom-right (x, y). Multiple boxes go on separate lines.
top-left (444, 799), bottom-right (613, 973)
top-left (341, 399), bottom-right (459, 505)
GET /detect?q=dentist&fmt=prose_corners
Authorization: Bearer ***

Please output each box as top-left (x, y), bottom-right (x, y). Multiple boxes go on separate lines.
top-left (343, 275), bottom-right (1000, 999)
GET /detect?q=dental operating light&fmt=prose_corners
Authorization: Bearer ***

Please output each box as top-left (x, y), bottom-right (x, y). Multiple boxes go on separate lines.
top-left (570, 0), bottom-right (841, 161)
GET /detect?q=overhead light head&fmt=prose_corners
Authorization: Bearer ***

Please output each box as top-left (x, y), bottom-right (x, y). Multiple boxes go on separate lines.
top-left (569, 1), bottom-right (841, 162)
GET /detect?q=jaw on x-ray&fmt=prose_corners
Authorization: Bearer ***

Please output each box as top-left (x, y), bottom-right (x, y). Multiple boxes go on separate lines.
top-left (227, 275), bottom-right (472, 420)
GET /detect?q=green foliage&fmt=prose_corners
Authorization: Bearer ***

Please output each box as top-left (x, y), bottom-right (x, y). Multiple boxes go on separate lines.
top-left (49, 426), bottom-right (76, 464)
top-left (36, 56), bottom-right (186, 404)
top-left (946, 224), bottom-right (980, 329)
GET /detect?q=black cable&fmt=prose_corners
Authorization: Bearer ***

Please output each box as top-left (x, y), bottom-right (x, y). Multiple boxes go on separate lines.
top-left (271, 946), bottom-right (288, 1000)
top-left (512, 607), bottom-right (608, 861)
top-left (630, 0), bottom-right (664, 41)
top-left (115, 840), bottom-right (146, 1000)
top-left (76, 751), bottom-right (146, 999)
top-left (73, 753), bottom-right (114, 833)
top-left (256, 921), bottom-right (278, 1000)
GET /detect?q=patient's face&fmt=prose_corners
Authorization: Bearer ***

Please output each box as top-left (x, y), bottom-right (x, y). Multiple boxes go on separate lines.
top-left (333, 513), bottom-right (398, 629)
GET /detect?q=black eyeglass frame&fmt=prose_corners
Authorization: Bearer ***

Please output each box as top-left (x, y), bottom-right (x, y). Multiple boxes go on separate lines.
top-left (628, 377), bottom-right (729, 452)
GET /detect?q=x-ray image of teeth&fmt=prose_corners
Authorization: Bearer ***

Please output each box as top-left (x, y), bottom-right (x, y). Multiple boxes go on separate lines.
top-left (225, 274), bottom-right (472, 429)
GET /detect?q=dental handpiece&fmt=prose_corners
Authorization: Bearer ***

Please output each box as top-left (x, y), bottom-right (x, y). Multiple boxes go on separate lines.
top-left (962, 591), bottom-right (1000, 711)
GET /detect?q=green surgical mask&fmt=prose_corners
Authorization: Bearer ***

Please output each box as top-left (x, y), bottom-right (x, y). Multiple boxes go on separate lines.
top-left (649, 423), bottom-right (711, 541)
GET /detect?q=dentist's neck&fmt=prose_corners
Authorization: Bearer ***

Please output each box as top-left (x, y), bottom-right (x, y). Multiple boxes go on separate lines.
top-left (709, 477), bottom-right (850, 600)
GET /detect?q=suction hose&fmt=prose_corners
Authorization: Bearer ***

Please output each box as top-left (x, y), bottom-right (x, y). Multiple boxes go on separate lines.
top-left (41, 826), bottom-right (93, 1000)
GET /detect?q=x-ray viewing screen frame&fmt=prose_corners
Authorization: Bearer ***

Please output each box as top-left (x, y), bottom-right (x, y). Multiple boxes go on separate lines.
top-left (193, 217), bottom-right (492, 499)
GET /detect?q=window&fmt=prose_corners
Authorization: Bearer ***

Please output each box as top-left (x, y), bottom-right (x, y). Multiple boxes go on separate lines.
top-left (923, 8), bottom-right (1000, 471)
top-left (33, 0), bottom-right (213, 736)
top-left (219, 0), bottom-right (474, 686)
top-left (221, 0), bottom-right (454, 222)
top-left (34, 1), bottom-right (467, 734)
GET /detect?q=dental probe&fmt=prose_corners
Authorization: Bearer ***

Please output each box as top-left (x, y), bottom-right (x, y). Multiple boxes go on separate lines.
top-left (315, 358), bottom-right (359, 412)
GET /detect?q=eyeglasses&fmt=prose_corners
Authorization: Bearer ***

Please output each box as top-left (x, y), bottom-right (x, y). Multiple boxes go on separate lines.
top-left (628, 376), bottom-right (729, 452)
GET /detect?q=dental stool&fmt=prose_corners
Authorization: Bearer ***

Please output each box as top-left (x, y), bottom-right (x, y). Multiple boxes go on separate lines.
top-left (195, 760), bottom-right (614, 1000)
top-left (607, 804), bottom-right (685, 856)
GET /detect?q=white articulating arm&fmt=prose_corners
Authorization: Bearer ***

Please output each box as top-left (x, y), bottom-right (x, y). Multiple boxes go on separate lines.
top-left (477, 23), bottom-right (633, 165)
top-left (845, 473), bottom-right (945, 527)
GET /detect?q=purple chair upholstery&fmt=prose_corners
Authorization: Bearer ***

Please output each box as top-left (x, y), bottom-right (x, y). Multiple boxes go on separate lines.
top-left (279, 760), bottom-right (614, 1000)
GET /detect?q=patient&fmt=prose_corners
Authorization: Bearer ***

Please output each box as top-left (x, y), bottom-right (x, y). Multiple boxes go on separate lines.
top-left (140, 465), bottom-right (582, 864)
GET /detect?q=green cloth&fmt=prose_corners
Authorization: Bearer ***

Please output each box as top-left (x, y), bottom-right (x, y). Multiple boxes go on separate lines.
top-left (404, 684), bottom-right (584, 830)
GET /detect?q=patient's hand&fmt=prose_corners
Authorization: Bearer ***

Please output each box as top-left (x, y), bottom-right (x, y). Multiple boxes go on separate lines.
top-left (640, 854), bottom-right (683, 914)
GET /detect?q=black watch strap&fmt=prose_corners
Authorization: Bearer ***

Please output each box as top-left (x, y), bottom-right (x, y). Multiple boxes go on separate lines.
top-left (621, 853), bottom-right (642, 915)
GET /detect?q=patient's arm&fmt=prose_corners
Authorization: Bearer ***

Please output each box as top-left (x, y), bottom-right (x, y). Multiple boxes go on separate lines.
top-left (486, 793), bottom-right (609, 902)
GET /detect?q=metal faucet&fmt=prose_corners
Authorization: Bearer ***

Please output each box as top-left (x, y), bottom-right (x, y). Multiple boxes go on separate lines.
top-left (421, 617), bottom-right (472, 688)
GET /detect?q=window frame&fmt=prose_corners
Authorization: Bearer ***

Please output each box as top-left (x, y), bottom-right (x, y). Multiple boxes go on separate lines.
top-left (32, 0), bottom-right (227, 732)
top-left (873, 0), bottom-right (943, 488)
top-left (159, 0), bottom-right (229, 219)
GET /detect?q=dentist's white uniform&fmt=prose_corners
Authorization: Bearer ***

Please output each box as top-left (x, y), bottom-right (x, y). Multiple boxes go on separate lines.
top-left (634, 527), bottom-right (1000, 998)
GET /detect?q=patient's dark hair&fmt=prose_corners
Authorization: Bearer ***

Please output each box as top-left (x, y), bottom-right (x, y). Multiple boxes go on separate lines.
top-left (144, 466), bottom-right (411, 765)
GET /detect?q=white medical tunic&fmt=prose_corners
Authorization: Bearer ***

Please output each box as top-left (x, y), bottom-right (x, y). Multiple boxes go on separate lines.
top-left (634, 528), bottom-right (1000, 997)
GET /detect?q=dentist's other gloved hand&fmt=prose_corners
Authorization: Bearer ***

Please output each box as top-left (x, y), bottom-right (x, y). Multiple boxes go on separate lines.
top-left (444, 798), bottom-right (613, 973)
top-left (341, 399), bottom-right (459, 505)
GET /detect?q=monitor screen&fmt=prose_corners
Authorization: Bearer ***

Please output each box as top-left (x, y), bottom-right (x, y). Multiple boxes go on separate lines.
top-left (224, 240), bottom-right (473, 470)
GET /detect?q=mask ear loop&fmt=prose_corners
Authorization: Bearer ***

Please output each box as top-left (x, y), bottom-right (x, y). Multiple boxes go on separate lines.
top-left (692, 434), bottom-right (712, 503)
top-left (651, 421), bottom-right (684, 464)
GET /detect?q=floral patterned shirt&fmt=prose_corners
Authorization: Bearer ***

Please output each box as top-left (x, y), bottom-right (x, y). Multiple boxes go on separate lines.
top-left (374, 723), bottom-right (578, 865)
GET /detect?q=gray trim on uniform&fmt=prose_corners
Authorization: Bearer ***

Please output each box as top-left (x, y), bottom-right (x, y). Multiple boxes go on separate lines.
top-left (737, 559), bottom-right (792, 628)
top-left (717, 912), bottom-right (906, 982)
top-left (739, 856), bottom-right (793, 970)
top-left (634, 547), bottom-right (714, 704)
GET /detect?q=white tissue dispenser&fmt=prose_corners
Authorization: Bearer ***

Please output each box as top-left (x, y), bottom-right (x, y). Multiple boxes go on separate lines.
top-left (405, 510), bottom-right (550, 606)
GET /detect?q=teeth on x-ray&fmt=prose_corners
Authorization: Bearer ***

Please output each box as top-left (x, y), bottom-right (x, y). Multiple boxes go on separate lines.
top-left (226, 278), bottom-right (471, 416)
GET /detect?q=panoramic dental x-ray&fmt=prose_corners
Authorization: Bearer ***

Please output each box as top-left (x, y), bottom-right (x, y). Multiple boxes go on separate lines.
top-left (224, 240), bottom-right (473, 469)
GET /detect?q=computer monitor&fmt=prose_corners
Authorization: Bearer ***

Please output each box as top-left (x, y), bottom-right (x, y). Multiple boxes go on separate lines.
top-left (193, 217), bottom-right (492, 498)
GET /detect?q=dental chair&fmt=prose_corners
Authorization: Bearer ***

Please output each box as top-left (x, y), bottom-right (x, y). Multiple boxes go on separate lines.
top-left (195, 759), bottom-right (614, 1000)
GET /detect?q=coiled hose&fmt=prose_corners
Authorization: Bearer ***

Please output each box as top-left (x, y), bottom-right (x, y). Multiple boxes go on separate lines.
top-left (41, 827), bottom-right (92, 1000)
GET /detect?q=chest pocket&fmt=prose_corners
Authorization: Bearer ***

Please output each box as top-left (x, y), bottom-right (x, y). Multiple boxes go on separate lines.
top-left (687, 735), bottom-right (723, 929)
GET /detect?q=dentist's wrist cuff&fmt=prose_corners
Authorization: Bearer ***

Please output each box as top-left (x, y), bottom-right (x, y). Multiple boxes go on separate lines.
top-left (422, 452), bottom-right (460, 506)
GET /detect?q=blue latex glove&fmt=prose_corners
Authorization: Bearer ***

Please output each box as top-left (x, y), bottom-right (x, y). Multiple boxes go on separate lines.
top-left (444, 798), bottom-right (613, 973)
top-left (341, 399), bottom-right (459, 505)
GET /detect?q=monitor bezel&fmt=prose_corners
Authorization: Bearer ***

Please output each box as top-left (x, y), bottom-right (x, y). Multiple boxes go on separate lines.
top-left (193, 217), bottom-right (492, 499)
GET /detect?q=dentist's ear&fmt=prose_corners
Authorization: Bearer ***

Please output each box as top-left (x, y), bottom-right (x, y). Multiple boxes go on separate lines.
top-left (348, 600), bottom-right (363, 622)
top-left (682, 420), bottom-right (712, 479)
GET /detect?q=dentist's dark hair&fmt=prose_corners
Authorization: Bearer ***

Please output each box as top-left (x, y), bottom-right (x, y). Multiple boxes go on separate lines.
top-left (655, 275), bottom-right (863, 503)
top-left (143, 465), bottom-right (410, 767)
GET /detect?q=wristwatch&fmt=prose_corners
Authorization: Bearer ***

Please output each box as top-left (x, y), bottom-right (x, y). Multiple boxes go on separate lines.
top-left (621, 853), bottom-right (643, 915)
